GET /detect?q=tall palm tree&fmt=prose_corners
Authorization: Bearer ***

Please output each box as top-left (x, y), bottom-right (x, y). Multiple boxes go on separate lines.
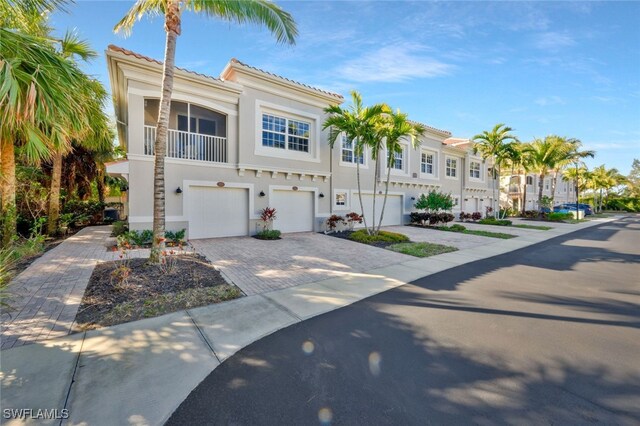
top-left (472, 124), bottom-right (518, 218)
top-left (115, 0), bottom-right (297, 262)
top-left (46, 32), bottom-right (113, 235)
top-left (377, 111), bottom-right (424, 233)
top-left (523, 136), bottom-right (571, 211)
top-left (548, 137), bottom-right (594, 205)
top-left (323, 91), bottom-right (387, 233)
top-left (0, 28), bottom-right (89, 246)
top-left (590, 165), bottom-right (626, 212)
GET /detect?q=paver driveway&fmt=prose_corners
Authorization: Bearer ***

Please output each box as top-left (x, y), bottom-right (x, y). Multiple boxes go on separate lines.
top-left (191, 232), bottom-right (410, 295)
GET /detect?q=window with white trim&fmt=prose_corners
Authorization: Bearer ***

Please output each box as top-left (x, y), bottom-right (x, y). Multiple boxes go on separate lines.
top-left (262, 113), bottom-right (310, 152)
top-left (470, 161), bottom-right (481, 179)
top-left (334, 190), bottom-right (349, 210)
top-left (421, 152), bottom-right (434, 174)
top-left (389, 147), bottom-right (405, 171)
top-left (446, 157), bottom-right (458, 178)
top-left (341, 135), bottom-right (364, 164)
top-left (526, 176), bottom-right (533, 185)
top-left (453, 196), bottom-right (460, 206)
top-left (544, 179), bottom-right (550, 190)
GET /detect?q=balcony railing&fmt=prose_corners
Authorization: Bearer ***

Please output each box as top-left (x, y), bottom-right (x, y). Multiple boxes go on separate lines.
top-left (144, 125), bottom-right (227, 163)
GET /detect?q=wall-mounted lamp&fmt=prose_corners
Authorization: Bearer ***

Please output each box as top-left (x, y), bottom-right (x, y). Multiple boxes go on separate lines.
top-left (259, 191), bottom-right (265, 197)
top-left (175, 187), bottom-right (182, 194)
top-left (319, 193), bottom-right (325, 198)
top-left (410, 197), bottom-right (416, 201)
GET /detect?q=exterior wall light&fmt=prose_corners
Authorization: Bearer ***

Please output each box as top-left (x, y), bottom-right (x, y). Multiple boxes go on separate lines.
top-left (175, 187), bottom-right (182, 194)
top-left (259, 191), bottom-right (266, 197)
top-left (319, 193), bottom-right (325, 198)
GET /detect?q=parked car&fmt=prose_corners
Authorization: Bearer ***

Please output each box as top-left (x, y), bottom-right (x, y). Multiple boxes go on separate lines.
top-left (554, 203), bottom-right (593, 215)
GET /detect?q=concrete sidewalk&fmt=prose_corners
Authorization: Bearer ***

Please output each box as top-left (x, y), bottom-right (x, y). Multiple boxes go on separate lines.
top-left (0, 216), bottom-right (623, 425)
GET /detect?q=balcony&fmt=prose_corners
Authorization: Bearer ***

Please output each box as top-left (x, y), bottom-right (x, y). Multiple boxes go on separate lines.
top-left (508, 184), bottom-right (521, 194)
top-left (144, 125), bottom-right (227, 163)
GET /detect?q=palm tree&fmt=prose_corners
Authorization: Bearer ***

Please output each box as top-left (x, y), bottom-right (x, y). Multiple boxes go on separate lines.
top-left (548, 137), bottom-right (594, 205)
top-left (523, 136), bottom-right (569, 212)
top-left (323, 91), bottom-right (387, 233)
top-left (590, 165), bottom-right (626, 212)
top-left (115, 0), bottom-right (297, 262)
top-left (377, 111), bottom-right (425, 233)
top-left (472, 124), bottom-right (518, 218)
top-left (46, 32), bottom-right (113, 235)
top-left (563, 164), bottom-right (590, 208)
top-left (0, 28), bottom-right (90, 246)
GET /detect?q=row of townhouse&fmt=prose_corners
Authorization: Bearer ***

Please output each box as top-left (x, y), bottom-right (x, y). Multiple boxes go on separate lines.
top-left (105, 45), bottom-right (496, 239)
top-left (501, 173), bottom-right (577, 211)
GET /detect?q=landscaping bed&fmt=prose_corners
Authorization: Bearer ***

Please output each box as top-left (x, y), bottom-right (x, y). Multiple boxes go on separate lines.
top-left (75, 254), bottom-right (242, 330)
top-left (409, 224), bottom-right (516, 239)
top-left (325, 229), bottom-right (457, 257)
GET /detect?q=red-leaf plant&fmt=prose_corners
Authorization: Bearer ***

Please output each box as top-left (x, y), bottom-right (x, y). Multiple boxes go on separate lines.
top-left (259, 207), bottom-right (277, 230)
top-left (345, 212), bottom-right (363, 230)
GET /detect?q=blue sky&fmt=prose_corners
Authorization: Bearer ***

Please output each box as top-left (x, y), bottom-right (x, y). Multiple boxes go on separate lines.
top-left (51, 1), bottom-right (640, 174)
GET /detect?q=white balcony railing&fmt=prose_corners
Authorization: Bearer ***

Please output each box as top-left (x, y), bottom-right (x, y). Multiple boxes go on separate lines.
top-left (144, 125), bottom-right (227, 163)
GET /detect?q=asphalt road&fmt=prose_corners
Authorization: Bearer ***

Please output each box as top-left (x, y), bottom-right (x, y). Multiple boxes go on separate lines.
top-left (168, 217), bottom-right (640, 425)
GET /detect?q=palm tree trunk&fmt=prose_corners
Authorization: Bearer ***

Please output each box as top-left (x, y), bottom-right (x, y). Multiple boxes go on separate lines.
top-left (371, 153), bottom-right (379, 235)
top-left (537, 172), bottom-right (545, 211)
top-left (150, 2), bottom-right (181, 263)
top-left (355, 148), bottom-right (368, 232)
top-left (47, 151), bottom-right (63, 236)
top-left (377, 162), bottom-right (393, 233)
top-left (96, 163), bottom-right (106, 204)
top-left (0, 140), bottom-right (17, 247)
top-left (599, 188), bottom-right (603, 213)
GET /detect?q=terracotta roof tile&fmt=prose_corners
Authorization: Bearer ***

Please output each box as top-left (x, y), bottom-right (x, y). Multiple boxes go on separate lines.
top-left (108, 45), bottom-right (221, 82)
top-left (229, 58), bottom-right (343, 100)
top-left (408, 119), bottom-right (451, 137)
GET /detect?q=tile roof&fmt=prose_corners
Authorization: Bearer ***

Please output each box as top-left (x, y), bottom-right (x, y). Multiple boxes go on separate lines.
top-left (229, 58), bottom-right (343, 100)
top-left (443, 137), bottom-right (469, 145)
top-left (108, 45), bottom-right (222, 83)
top-left (408, 120), bottom-right (451, 137)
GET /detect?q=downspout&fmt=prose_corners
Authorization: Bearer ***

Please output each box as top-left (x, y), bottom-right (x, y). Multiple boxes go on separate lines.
top-left (461, 155), bottom-right (466, 217)
top-left (329, 129), bottom-right (333, 216)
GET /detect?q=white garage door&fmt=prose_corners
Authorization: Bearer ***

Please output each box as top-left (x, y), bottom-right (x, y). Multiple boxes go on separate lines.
top-left (187, 186), bottom-right (249, 239)
top-left (464, 198), bottom-right (478, 213)
top-left (272, 190), bottom-right (314, 233)
top-left (356, 194), bottom-right (403, 227)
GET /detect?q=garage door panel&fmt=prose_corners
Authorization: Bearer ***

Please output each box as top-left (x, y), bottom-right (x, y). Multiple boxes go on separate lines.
top-left (272, 190), bottom-right (314, 233)
top-left (355, 194), bottom-right (403, 227)
top-left (188, 186), bottom-right (249, 239)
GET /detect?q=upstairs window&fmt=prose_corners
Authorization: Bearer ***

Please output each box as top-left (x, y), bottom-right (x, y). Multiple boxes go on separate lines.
top-left (446, 158), bottom-right (457, 178)
top-left (341, 135), bottom-right (364, 164)
top-left (421, 152), bottom-right (434, 174)
top-left (526, 176), bottom-right (533, 185)
top-left (470, 161), bottom-right (481, 179)
top-left (262, 113), bottom-right (309, 152)
top-left (389, 146), bottom-right (405, 171)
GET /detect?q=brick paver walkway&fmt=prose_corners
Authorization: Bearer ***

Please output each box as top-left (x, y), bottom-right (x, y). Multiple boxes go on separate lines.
top-left (192, 232), bottom-right (410, 295)
top-left (0, 226), bottom-right (115, 349)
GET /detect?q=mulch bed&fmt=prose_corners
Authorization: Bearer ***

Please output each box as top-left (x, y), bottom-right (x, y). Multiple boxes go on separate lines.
top-left (75, 253), bottom-right (242, 330)
top-left (322, 230), bottom-right (395, 248)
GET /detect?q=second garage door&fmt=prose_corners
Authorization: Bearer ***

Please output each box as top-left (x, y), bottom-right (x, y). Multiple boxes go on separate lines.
top-left (356, 194), bottom-right (403, 227)
top-left (187, 186), bottom-right (249, 239)
top-left (271, 190), bottom-right (314, 233)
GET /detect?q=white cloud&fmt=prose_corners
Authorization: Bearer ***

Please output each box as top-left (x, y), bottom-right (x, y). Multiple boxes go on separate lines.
top-left (535, 96), bottom-right (566, 106)
top-left (337, 44), bottom-right (454, 83)
top-left (534, 32), bottom-right (576, 50)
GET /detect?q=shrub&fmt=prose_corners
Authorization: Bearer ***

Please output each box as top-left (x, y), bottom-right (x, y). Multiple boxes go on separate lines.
top-left (62, 200), bottom-right (106, 225)
top-left (112, 221), bottom-right (128, 237)
top-left (471, 212), bottom-right (482, 221)
top-left (326, 215), bottom-right (345, 232)
top-left (259, 207), bottom-right (277, 231)
top-left (459, 212), bottom-right (471, 222)
top-left (414, 191), bottom-right (454, 212)
top-left (410, 212), bottom-right (430, 225)
top-left (439, 213), bottom-right (455, 224)
top-left (548, 212), bottom-right (572, 222)
top-left (165, 229), bottom-right (186, 245)
top-left (478, 218), bottom-right (512, 226)
top-left (521, 210), bottom-right (539, 218)
top-left (117, 229), bottom-right (154, 247)
top-left (349, 229), bottom-right (409, 245)
top-left (499, 207), bottom-right (517, 217)
top-left (449, 224), bottom-right (466, 232)
top-left (255, 229), bottom-right (281, 240)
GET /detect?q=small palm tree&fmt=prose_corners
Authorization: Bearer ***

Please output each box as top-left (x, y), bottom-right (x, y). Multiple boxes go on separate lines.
top-left (590, 165), bottom-right (626, 212)
top-left (472, 124), bottom-right (518, 218)
top-left (323, 91), bottom-right (387, 233)
top-left (115, 0), bottom-right (297, 262)
top-left (377, 111), bottom-right (425, 233)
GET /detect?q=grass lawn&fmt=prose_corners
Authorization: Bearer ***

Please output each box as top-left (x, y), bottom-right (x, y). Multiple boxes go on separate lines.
top-left (388, 242), bottom-right (457, 257)
top-left (512, 224), bottom-right (553, 230)
top-left (436, 226), bottom-right (516, 239)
